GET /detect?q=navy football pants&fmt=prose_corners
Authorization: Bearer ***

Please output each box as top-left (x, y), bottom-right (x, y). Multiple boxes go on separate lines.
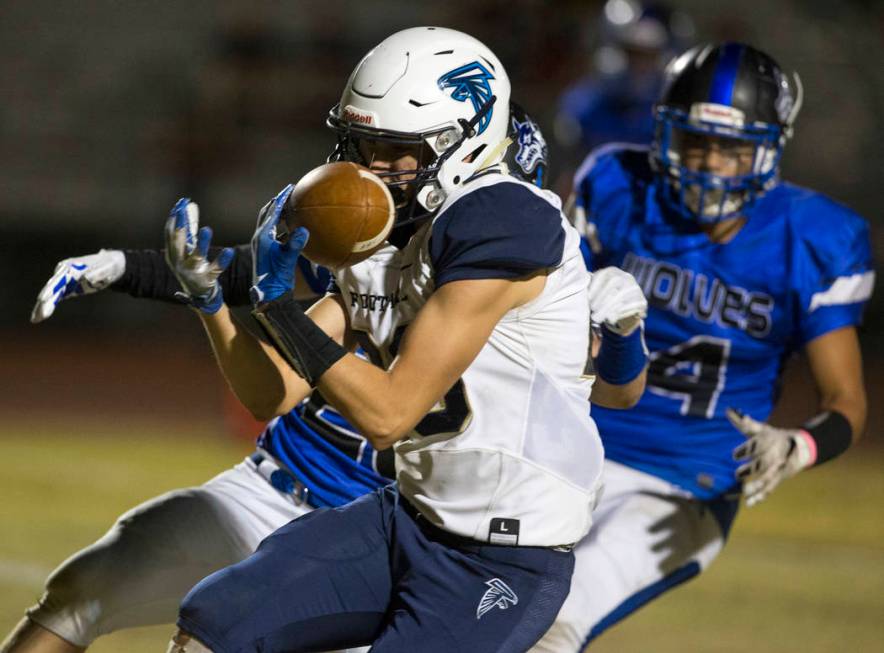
top-left (178, 485), bottom-right (574, 652)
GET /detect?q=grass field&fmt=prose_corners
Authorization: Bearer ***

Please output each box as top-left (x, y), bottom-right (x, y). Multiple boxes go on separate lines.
top-left (1, 421), bottom-right (883, 653)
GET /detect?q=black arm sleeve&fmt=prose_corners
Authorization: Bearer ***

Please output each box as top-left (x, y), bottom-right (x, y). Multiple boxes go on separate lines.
top-left (252, 295), bottom-right (346, 386)
top-left (110, 245), bottom-right (254, 306)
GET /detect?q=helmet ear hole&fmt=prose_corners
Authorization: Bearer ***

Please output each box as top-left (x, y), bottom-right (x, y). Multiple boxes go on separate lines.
top-left (462, 143), bottom-right (487, 165)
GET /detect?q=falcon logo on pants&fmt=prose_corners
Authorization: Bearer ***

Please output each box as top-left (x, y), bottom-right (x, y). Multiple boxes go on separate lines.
top-left (476, 578), bottom-right (518, 619)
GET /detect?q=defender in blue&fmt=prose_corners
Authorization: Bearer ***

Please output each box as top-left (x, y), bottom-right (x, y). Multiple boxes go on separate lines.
top-left (534, 42), bottom-right (873, 651)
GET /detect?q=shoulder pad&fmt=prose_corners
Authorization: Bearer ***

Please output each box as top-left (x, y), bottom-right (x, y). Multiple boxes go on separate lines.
top-left (430, 178), bottom-right (566, 287)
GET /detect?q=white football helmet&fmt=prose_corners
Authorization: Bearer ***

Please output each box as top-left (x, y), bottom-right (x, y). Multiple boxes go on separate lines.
top-left (327, 27), bottom-right (512, 224)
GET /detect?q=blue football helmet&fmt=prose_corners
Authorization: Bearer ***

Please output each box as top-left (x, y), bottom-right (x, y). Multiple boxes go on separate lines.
top-left (651, 42), bottom-right (802, 223)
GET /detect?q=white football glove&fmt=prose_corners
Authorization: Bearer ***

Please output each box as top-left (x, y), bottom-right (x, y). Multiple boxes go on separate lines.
top-left (164, 198), bottom-right (233, 312)
top-left (587, 267), bottom-right (648, 336)
top-left (728, 409), bottom-right (815, 507)
top-left (30, 249), bottom-right (126, 323)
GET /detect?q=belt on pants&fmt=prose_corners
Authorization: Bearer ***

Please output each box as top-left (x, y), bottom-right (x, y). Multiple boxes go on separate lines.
top-left (249, 451), bottom-right (315, 508)
top-left (399, 494), bottom-right (575, 552)
top-left (399, 495), bottom-right (495, 550)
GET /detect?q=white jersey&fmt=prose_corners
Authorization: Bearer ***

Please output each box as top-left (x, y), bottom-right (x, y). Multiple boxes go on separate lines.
top-left (334, 173), bottom-right (603, 547)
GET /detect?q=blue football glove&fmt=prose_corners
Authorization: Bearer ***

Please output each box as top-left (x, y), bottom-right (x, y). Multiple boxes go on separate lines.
top-left (164, 198), bottom-right (234, 314)
top-left (250, 184), bottom-right (309, 305)
top-left (30, 249), bottom-right (127, 323)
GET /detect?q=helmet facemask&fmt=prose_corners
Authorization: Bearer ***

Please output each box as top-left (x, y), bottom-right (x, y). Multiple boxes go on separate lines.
top-left (651, 42), bottom-right (803, 225)
top-left (327, 95), bottom-right (499, 227)
top-left (652, 104), bottom-right (785, 223)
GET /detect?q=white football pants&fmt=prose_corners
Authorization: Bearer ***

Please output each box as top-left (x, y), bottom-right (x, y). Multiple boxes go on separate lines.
top-left (531, 461), bottom-right (734, 652)
top-left (26, 456), bottom-right (367, 653)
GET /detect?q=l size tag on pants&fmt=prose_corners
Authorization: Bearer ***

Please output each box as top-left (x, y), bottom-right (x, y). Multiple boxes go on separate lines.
top-left (489, 518), bottom-right (520, 545)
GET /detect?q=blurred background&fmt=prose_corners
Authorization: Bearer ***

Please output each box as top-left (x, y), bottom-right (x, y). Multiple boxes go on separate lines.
top-left (1, 1), bottom-right (882, 651)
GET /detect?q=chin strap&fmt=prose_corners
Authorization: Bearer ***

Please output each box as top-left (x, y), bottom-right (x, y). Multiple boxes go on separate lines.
top-left (477, 135), bottom-right (513, 171)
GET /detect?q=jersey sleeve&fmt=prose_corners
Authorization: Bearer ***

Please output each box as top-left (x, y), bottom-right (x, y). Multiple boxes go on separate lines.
top-left (570, 144), bottom-right (647, 272)
top-left (429, 181), bottom-right (565, 287)
top-left (793, 199), bottom-right (874, 345)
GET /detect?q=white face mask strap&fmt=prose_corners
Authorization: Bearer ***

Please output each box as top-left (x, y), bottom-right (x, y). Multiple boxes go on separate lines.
top-left (477, 136), bottom-right (513, 171)
top-left (783, 71), bottom-right (803, 140)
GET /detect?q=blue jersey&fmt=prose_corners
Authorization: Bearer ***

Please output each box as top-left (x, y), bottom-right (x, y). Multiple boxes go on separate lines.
top-left (573, 145), bottom-right (874, 499)
top-left (259, 254), bottom-right (389, 508)
top-left (297, 257), bottom-right (332, 296)
top-left (239, 257), bottom-right (390, 508)
top-left (257, 393), bottom-right (394, 508)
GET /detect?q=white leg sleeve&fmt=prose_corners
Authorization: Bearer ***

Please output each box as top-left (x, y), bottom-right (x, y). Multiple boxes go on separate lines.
top-left (27, 459), bottom-right (310, 647)
top-left (531, 461), bottom-right (731, 652)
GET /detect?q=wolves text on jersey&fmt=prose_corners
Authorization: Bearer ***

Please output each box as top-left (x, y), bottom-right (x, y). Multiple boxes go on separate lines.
top-left (622, 253), bottom-right (774, 338)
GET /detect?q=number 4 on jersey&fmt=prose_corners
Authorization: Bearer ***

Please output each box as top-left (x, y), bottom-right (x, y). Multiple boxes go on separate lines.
top-left (646, 336), bottom-right (731, 418)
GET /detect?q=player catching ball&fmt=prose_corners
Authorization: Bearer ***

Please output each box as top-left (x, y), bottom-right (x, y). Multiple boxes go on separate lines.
top-left (4, 101), bottom-right (576, 653)
top-left (161, 27), bottom-right (646, 653)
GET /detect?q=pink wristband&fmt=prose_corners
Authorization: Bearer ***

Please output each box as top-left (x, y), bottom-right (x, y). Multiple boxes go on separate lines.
top-left (796, 429), bottom-right (818, 467)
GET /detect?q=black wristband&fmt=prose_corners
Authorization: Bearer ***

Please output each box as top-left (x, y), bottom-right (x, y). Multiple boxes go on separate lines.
top-left (802, 410), bottom-right (853, 466)
top-left (112, 245), bottom-right (254, 306)
top-left (112, 249), bottom-right (180, 302)
top-left (252, 295), bottom-right (346, 386)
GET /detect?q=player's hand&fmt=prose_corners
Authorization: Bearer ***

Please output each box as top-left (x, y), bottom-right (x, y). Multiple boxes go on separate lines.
top-left (587, 267), bottom-right (648, 336)
top-left (728, 409), bottom-right (815, 507)
top-left (250, 184), bottom-right (308, 305)
top-left (30, 250), bottom-right (126, 323)
top-left (164, 198), bottom-right (234, 314)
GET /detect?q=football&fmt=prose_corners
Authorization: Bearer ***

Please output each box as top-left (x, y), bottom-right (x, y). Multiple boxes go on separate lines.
top-left (284, 161), bottom-right (396, 269)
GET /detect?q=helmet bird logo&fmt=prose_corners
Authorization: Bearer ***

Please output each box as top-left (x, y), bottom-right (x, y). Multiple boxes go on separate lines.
top-left (438, 62), bottom-right (496, 135)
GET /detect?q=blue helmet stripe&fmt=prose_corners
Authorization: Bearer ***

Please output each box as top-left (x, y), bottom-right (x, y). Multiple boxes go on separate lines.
top-left (708, 43), bottom-right (743, 105)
